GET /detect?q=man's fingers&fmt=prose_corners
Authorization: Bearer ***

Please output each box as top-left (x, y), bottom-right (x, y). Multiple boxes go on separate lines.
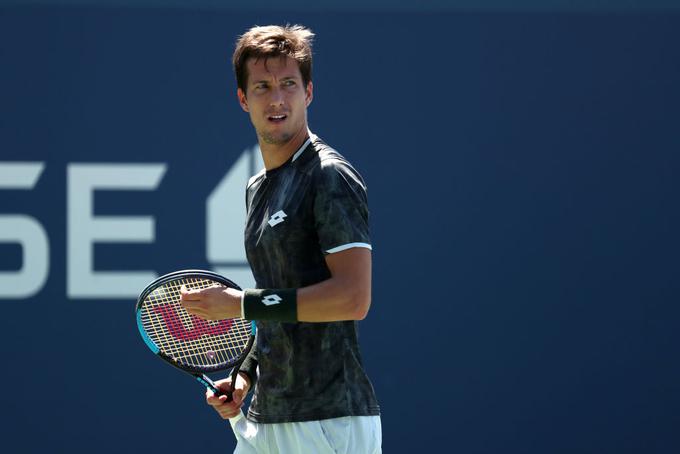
top-left (181, 303), bottom-right (206, 318)
top-left (180, 285), bottom-right (203, 301)
top-left (206, 394), bottom-right (227, 407)
top-left (206, 387), bottom-right (230, 405)
top-left (204, 378), bottom-right (242, 419)
top-left (207, 396), bottom-right (243, 419)
top-left (216, 400), bottom-right (244, 419)
top-left (180, 294), bottom-right (207, 316)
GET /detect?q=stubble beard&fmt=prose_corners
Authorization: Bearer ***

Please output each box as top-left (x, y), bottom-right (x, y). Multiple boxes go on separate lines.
top-left (258, 129), bottom-right (293, 145)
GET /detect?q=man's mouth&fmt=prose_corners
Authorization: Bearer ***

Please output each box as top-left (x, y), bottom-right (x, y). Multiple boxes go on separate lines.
top-left (268, 114), bottom-right (288, 123)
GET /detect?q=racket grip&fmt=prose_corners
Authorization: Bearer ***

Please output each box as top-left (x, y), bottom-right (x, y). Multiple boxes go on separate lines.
top-left (196, 374), bottom-right (231, 399)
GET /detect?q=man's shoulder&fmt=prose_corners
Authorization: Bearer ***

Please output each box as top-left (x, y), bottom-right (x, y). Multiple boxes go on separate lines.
top-left (311, 137), bottom-right (348, 166)
top-left (305, 136), bottom-right (361, 178)
top-left (306, 137), bottom-right (366, 192)
top-left (246, 168), bottom-right (266, 191)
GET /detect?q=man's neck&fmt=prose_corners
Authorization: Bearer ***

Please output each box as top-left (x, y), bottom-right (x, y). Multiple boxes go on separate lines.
top-left (259, 127), bottom-right (309, 171)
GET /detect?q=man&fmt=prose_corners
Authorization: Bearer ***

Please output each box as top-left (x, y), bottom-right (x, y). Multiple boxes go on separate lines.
top-left (181, 24), bottom-right (381, 453)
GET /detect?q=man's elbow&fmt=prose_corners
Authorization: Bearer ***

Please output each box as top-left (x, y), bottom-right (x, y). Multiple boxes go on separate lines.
top-left (348, 291), bottom-right (371, 320)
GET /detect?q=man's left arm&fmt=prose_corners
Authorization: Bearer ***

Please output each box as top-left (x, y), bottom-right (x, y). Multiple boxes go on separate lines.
top-left (180, 247), bottom-right (371, 322)
top-left (296, 246), bottom-right (371, 321)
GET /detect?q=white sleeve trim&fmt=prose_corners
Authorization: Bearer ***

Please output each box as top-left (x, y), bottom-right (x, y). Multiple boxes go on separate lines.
top-left (240, 291), bottom-right (245, 319)
top-left (326, 242), bottom-right (372, 254)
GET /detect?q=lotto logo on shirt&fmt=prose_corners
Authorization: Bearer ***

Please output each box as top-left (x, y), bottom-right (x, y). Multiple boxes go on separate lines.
top-left (268, 210), bottom-right (287, 227)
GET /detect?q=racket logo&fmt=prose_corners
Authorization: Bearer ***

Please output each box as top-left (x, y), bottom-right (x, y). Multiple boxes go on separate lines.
top-left (152, 305), bottom-right (233, 341)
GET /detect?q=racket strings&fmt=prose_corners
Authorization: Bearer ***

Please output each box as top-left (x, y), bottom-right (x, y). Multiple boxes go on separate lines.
top-left (139, 277), bottom-right (250, 369)
top-left (143, 282), bottom-right (249, 367)
top-left (149, 280), bottom-right (249, 366)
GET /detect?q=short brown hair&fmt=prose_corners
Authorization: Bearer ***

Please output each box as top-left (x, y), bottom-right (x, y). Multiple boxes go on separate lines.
top-left (232, 25), bottom-right (314, 93)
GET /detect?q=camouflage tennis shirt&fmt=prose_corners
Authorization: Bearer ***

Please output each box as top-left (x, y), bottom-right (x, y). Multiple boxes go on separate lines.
top-left (239, 134), bottom-right (380, 423)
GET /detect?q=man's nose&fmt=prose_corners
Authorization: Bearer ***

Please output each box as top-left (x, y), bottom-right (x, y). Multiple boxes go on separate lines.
top-left (269, 87), bottom-right (284, 107)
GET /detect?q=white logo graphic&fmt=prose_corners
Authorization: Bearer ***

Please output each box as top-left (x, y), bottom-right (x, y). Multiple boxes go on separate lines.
top-left (0, 162), bottom-right (166, 299)
top-left (268, 210), bottom-right (287, 227)
top-left (0, 144), bottom-right (263, 300)
top-left (262, 294), bottom-right (282, 306)
top-left (207, 145), bottom-right (263, 290)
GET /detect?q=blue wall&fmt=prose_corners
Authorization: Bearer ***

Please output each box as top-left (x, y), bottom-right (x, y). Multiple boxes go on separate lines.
top-left (1, 6), bottom-right (679, 453)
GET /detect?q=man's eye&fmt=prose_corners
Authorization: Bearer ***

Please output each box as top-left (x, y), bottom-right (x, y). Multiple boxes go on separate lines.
top-left (283, 80), bottom-right (296, 87)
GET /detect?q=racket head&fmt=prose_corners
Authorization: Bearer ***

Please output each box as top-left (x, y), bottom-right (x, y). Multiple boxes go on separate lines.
top-left (135, 269), bottom-right (255, 375)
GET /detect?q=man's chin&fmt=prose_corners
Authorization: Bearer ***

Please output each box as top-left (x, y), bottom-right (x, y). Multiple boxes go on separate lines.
top-left (259, 131), bottom-right (292, 145)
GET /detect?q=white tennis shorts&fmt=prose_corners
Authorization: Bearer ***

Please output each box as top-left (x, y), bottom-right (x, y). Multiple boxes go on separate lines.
top-left (229, 412), bottom-right (382, 454)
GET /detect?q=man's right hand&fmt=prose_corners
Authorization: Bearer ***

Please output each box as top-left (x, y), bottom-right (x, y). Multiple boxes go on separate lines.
top-left (206, 373), bottom-right (251, 420)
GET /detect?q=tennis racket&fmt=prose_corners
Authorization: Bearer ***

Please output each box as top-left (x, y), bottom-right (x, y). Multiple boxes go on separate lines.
top-left (135, 269), bottom-right (255, 401)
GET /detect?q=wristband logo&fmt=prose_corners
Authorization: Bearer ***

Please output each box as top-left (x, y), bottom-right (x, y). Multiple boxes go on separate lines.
top-left (262, 294), bottom-right (282, 306)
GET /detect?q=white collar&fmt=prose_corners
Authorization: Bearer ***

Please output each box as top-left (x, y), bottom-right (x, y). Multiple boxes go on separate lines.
top-left (291, 130), bottom-right (316, 162)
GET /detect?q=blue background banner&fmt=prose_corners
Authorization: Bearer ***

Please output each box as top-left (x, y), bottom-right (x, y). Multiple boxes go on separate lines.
top-left (1, 5), bottom-right (678, 453)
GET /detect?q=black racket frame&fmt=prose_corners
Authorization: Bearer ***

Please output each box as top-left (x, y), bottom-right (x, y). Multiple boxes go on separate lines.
top-left (135, 269), bottom-right (255, 400)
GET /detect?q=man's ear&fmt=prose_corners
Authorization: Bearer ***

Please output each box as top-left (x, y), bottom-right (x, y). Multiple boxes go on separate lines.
top-left (237, 88), bottom-right (249, 112)
top-left (305, 81), bottom-right (314, 107)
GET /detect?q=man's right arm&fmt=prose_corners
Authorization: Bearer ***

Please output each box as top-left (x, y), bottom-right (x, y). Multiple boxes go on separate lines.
top-left (238, 338), bottom-right (258, 391)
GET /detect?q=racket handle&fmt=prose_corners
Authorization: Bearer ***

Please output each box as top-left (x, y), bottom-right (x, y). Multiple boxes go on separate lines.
top-left (195, 374), bottom-right (233, 400)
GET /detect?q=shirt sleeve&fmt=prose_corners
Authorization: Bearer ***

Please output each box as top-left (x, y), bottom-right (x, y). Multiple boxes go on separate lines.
top-left (313, 158), bottom-right (371, 255)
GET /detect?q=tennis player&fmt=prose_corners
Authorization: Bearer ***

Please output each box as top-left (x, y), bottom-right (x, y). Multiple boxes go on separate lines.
top-left (181, 24), bottom-right (381, 453)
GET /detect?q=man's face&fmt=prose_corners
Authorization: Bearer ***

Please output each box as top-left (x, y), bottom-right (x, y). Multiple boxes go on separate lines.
top-left (238, 56), bottom-right (313, 146)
